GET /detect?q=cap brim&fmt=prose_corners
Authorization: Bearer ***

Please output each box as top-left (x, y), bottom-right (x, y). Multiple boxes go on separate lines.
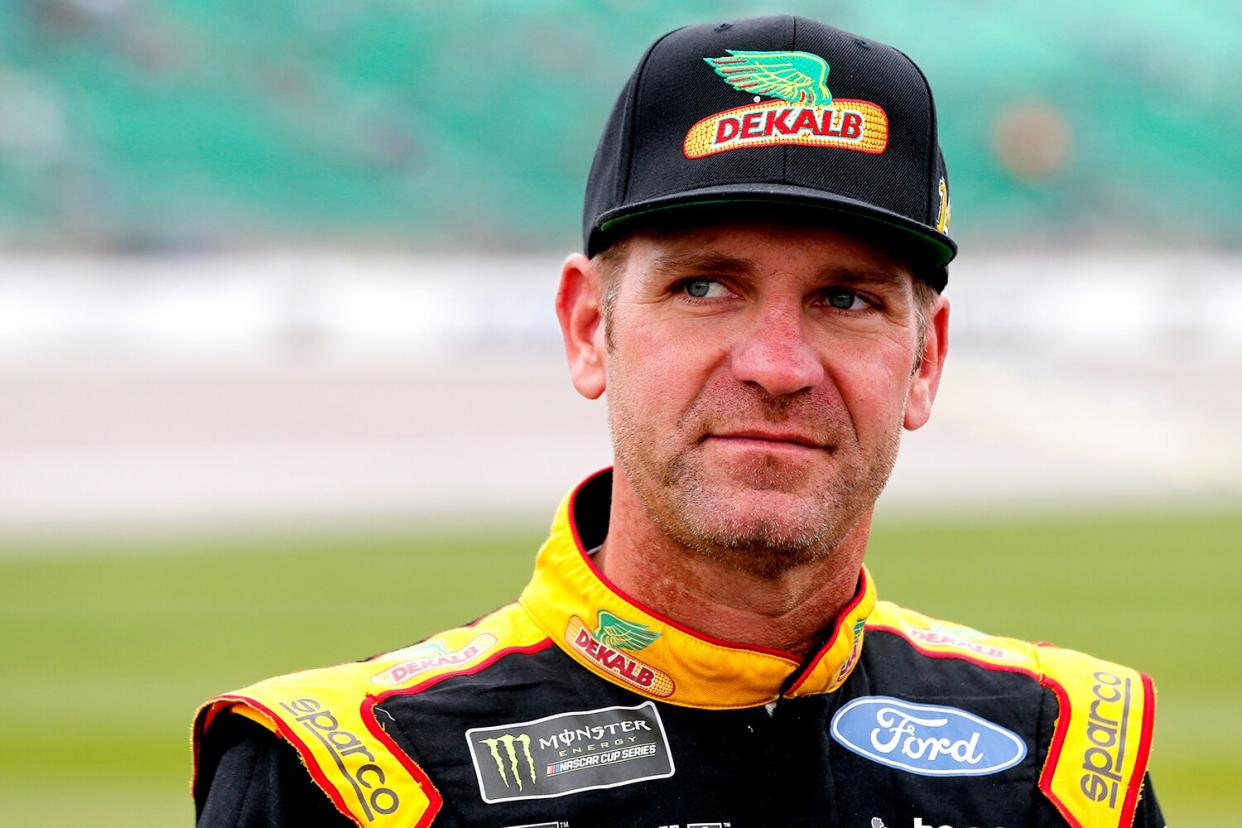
top-left (591, 183), bottom-right (957, 271)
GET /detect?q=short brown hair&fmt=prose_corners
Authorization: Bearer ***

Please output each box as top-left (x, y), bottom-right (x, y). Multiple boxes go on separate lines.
top-left (593, 238), bottom-right (631, 352)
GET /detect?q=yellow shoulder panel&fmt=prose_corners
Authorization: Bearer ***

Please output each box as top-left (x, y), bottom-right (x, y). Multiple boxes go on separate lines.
top-left (193, 603), bottom-right (550, 828)
top-left (867, 600), bottom-right (1044, 671)
top-left (867, 601), bottom-right (1156, 828)
top-left (1036, 645), bottom-right (1156, 828)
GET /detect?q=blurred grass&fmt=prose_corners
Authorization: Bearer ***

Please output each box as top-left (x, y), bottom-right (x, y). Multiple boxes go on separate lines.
top-left (0, 507), bottom-right (1237, 825)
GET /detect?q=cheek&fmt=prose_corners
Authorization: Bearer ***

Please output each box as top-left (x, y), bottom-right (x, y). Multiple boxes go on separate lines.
top-left (822, 340), bottom-right (914, 429)
top-left (611, 316), bottom-right (727, 396)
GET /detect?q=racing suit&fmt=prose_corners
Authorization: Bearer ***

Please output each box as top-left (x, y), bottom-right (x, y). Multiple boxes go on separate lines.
top-left (194, 470), bottom-right (1163, 827)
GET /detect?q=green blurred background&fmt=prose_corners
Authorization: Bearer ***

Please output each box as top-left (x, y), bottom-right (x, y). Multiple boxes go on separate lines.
top-left (1, 1), bottom-right (1239, 825)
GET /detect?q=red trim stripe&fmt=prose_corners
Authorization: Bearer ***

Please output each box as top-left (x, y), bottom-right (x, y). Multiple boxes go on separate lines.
top-left (865, 623), bottom-right (1041, 679)
top-left (367, 639), bottom-right (553, 706)
top-left (202, 639), bottom-right (553, 827)
top-left (873, 623), bottom-right (1156, 828)
top-left (216, 694), bottom-right (360, 826)
top-left (1036, 677), bottom-right (1080, 828)
top-left (1119, 673), bottom-right (1157, 826)
top-left (784, 568), bottom-right (870, 694)
top-left (873, 623), bottom-right (1080, 824)
top-left (358, 705), bottom-right (443, 828)
top-left (356, 638), bottom-right (554, 827)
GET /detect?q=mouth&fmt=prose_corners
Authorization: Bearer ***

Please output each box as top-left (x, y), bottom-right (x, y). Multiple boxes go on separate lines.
top-left (704, 429), bottom-right (829, 451)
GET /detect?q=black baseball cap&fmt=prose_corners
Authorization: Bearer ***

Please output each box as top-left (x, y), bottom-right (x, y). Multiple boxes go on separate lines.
top-left (582, 15), bottom-right (956, 290)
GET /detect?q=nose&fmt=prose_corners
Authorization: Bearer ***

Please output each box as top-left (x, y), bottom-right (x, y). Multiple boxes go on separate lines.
top-left (730, 303), bottom-right (825, 396)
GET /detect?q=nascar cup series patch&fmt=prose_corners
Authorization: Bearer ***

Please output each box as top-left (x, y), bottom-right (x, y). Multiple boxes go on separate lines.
top-left (465, 702), bottom-right (675, 803)
top-left (684, 50), bottom-right (889, 159)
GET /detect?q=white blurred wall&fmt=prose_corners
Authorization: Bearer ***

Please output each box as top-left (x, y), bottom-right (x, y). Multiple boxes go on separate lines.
top-left (1, 251), bottom-right (1239, 531)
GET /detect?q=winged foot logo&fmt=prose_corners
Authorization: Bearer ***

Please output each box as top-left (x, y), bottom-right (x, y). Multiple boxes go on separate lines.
top-left (705, 50), bottom-right (832, 106)
top-left (594, 610), bottom-right (661, 651)
top-left (830, 696), bottom-right (1027, 777)
top-left (684, 49), bottom-right (889, 159)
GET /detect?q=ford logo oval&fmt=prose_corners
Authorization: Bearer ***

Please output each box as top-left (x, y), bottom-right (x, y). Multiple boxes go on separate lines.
top-left (830, 696), bottom-right (1027, 777)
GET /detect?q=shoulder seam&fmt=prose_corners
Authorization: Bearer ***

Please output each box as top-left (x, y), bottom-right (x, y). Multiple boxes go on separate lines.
top-left (867, 623), bottom-right (1045, 681)
top-left (370, 638), bottom-right (554, 703)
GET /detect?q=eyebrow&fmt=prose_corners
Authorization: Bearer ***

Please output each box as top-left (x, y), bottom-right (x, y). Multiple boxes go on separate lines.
top-left (813, 265), bottom-right (910, 289)
top-left (644, 251), bottom-right (908, 290)
top-left (645, 252), bottom-right (756, 280)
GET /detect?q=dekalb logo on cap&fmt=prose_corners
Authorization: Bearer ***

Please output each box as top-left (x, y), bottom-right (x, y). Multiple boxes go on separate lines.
top-left (683, 49), bottom-right (889, 159)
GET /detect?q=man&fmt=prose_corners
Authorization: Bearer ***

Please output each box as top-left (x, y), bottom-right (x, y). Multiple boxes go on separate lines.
top-left (194, 15), bottom-right (1162, 827)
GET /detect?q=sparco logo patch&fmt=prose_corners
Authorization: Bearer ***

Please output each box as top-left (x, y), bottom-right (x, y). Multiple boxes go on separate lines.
top-left (465, 702), bottom-right (675, 803)
top-left (1079, 670), bottom-right (1133, 808)
top-left (684, 50), bottom-right (888, 158)
top-left (830, 696), bottom-right (1027, 777)
top-left (281, 697), bottom-right (399, 819)
top-left (370, 632), bottom-right (497, 685)
top-left (565, 614), bottom-right (675, 697)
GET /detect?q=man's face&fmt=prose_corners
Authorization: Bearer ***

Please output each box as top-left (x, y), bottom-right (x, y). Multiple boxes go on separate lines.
top-left (562, 220), bottom-right (947, 576)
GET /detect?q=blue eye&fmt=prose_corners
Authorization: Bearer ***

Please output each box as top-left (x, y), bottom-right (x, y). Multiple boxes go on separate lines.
top-left (825, 288), bottom-right (867, 310)
top-left (683, 279), bottom-right (728, 299)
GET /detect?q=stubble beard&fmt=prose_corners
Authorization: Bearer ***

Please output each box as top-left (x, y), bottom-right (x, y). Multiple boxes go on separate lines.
top-left (609, 381), bottom-right (903, 580)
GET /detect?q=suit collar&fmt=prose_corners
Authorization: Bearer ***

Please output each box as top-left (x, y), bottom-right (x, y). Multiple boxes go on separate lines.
top-left (520, 470), bottom-right (876, 709)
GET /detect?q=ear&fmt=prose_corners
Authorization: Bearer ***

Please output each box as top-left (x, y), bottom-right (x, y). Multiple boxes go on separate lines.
top-left (903, 294), bottom-right (949, 431)
top-left (555, 253), bottom-right (607, 400)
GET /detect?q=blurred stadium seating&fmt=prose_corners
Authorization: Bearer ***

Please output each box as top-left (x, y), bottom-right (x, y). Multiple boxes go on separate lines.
top-left (0, 0), bottom-right (1238, 251)
top-left (1, 1), bottom-right (1239, 528)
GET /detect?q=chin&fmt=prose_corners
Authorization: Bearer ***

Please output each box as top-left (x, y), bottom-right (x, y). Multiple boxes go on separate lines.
top-left (711, 448), bottom-right (823, 494)
top-left (682, 493), bottom-right (835, 555)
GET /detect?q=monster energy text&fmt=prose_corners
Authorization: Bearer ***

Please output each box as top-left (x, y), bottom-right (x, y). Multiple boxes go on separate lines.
top-left (539, 718), bottom-right (653, 753)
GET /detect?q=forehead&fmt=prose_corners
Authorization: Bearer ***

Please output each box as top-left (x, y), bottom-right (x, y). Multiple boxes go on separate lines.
top-left (609, 216), bottom-right (916, 287)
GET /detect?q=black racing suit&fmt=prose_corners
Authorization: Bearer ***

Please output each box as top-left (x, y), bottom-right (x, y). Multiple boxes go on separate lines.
top-left (194, 471), bottom-right (1163, 827)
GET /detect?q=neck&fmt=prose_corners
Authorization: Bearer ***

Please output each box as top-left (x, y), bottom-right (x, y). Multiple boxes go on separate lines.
top-left (597, 474), bottom-right (872, 659)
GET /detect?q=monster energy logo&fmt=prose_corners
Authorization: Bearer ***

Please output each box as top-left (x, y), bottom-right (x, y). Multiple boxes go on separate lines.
top-left (481, 733), bottom-right (537, 790)
top-left (467, 702), bottom-right (675, 803)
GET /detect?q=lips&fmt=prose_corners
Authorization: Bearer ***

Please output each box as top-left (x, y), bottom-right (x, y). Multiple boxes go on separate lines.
top-left (706, 429), bottom-right (828, 450)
